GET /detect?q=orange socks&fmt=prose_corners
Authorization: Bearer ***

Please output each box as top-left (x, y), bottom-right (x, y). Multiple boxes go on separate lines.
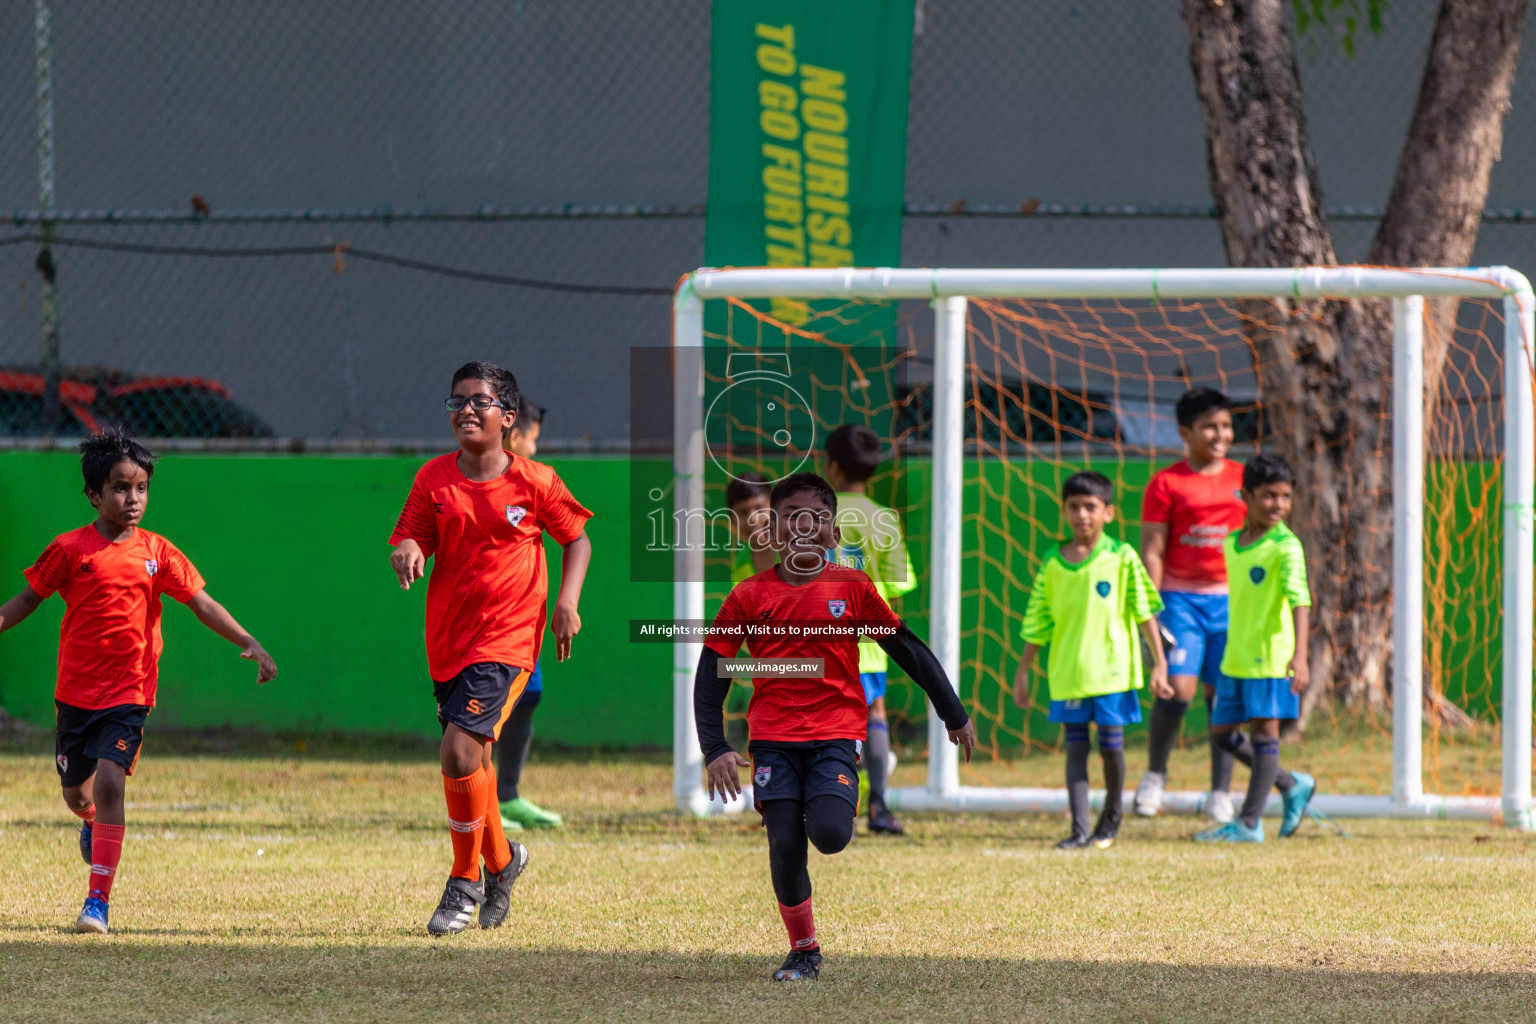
top-left (481, 765), bottom-right (513, 875)
top-left (442, 770), bottom-right (488, 881)
top-left (72, 803), bottom-right (96, 824)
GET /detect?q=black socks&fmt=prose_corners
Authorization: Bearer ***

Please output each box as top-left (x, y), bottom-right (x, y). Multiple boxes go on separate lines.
top-left (865, 719), bottom-right (891, 814)
top-left (1242, 737), bottom-right (1284, 828)
top-left (1065, 724), bottom-right (1092, 840)
top-left (1146, 697), bottom-right (1189, 776)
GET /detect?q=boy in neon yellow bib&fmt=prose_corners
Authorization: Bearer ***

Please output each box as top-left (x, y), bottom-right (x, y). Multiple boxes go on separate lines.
top-left (1196, 453), bottom-right (1318, 843)
top-left (822, 426), bottom-right (917, 834)
top-left (1014, 471), bottom-right (1168, 849)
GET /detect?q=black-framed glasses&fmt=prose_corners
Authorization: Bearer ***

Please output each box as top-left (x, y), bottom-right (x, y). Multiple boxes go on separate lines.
top-left (445, 395), bottom-right (504, 412)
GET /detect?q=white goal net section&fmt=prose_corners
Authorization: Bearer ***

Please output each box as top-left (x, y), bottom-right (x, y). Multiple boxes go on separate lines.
top-left (669, 266), bottom-right (1535, 831)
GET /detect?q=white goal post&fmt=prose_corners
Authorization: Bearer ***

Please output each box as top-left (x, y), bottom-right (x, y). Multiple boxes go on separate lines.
top-left (671, 266), bottom-right (1535, 831)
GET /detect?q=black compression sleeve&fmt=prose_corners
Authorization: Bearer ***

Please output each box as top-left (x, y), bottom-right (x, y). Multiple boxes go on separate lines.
top-left (876, 623), bottom-right (970, 730)
top-left (693, 647), bottom-right (735, 764)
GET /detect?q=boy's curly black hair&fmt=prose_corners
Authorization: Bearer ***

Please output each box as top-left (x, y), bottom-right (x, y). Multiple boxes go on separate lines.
top-left (79, 429), bottom-right (156, 496)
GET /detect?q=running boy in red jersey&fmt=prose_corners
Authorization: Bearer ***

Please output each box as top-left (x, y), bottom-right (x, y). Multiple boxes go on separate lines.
top-left (0, 431), bottom-right (277, 935)
top-left (1133, 388), bottom-right (1252, 822)
top-left (695, 472), bottom-right (974, 982)
top-left (390, 362), bottom-right (591, 935)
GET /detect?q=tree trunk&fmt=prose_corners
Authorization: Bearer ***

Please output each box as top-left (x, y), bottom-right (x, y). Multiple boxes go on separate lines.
top-left (1370, 0), bottom-right (1527, 401)
top-left (1183, 0), bottom-right (1525, 718)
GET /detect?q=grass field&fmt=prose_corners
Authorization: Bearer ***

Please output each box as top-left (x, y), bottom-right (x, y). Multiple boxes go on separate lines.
top-left (2, 725), bottom-right (1533, 1024)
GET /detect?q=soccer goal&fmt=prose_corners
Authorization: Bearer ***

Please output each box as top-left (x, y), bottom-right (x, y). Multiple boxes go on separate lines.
top-left (671, 266), bottom-right (1535, 831)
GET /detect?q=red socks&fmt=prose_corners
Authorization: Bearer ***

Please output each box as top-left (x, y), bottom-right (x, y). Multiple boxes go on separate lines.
top-left (72, 803), bottom-right (96, 824)
top-left (442, 770), bottom-right (488, 881)
top-left (778, 897), bottom-right (818, 951)
top-left (89, 823), bottom-right (125, 901)
top-left (480, 765), bottom-right (512, 875)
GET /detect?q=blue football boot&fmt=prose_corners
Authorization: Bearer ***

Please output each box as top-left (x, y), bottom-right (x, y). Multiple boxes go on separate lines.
top-left (1194, 818), bottom-right (1265, 843)
top-left (74, 893), bottom-right (109, 934)
top-left (78, 821), bottom-right (93, 865)
top-left (1280, 772), bottom-right (1317, 838)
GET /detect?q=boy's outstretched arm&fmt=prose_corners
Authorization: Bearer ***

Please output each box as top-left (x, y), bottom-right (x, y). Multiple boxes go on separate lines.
top-left (1288, 606), bottom-right (1310, 695)
top-left (693, 647), bottom-right (749, 799)
top-left (875, 624), bottom-right (976, 761)
top-left (0, 586), bottom-right (44, 635)
top-left (390, 538), bottom-right (427, 590)
top-left (186, 591), bottom-right (278, 683)
top-left (1138, 617), bottom-right (1170, 697)
top-left (1012, 643), bottom-right (1040, 711)
top-left (552, 532), bottom-right (591, 662)
top-left (1140, 521), bottom-right (1168, 590)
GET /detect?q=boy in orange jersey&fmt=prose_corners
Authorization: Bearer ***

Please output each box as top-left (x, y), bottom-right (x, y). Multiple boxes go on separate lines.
top-left (389, 362), bottom-right (592, 935)
top-left (0, 430), bottom-right (277, 935)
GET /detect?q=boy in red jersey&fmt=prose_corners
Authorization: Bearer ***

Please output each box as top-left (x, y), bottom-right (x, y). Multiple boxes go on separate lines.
top-left (0, 430), bottom-right (277, 935)
top-left (1134, 388), bottom-right (1253, 823)
top-left (389, 362), bottom-right (591, 935)
top-left (695, 472), bottom-right (974, 982)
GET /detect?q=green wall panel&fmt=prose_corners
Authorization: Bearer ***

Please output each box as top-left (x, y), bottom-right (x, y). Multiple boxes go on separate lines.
top-left (0, 453), bottom-right (673, 746)
top-left (0, 452), bottom-right (1507, 750)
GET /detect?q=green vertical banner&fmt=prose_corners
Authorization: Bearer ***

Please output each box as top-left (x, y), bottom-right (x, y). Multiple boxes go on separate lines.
top-left (701, 0), bottom-right (914, 501)
top-left (705, 0), bottom-right (913, 292)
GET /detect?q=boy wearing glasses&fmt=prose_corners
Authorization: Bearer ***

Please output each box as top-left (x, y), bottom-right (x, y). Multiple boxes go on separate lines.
top-left (388, 362), bottom-right (592, 935)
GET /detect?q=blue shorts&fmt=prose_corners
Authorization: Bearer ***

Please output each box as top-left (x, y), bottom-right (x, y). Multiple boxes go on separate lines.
top-left (1160, 591), bottom-right (1230, 685)
top-left (860, 672), bottom-right (886, 706)
top-left (526, 661), bottom-right (543, 694)
top-left (1212, 677), bottom-right (1300, 725)
top-left (1048, 689), bottom-right (1143, 726)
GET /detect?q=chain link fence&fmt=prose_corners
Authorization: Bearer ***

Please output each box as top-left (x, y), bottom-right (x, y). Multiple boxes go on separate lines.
top-left (1, 0), bottom-right (1533, 445)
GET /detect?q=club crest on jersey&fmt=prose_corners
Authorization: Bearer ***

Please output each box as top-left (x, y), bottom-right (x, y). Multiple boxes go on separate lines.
top-left (1250, 566), bottom-right (1266, 584)
top-left (754, 765), bottom-right (772, 788)
top-left (505, 505), bottom-right (528, 527)
top-left (1094, 581), bottom-right (1111, 598)
top-left (56, 754), bottom-right (67, 773)
top-left (827, 599), bottom-right (847, 619)
top-left (144, 559), bottom-right (159, 577)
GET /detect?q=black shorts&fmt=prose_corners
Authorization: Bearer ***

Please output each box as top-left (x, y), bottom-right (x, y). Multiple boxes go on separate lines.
top-left (433, 663), bottom-right (527, 741)
top-left (55, 701), bottom-right (149, 788)
top-left (748, 739), bottom-right (861, 811)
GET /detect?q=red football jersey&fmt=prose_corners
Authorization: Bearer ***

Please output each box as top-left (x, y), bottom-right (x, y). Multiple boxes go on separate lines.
top-left (24, 525), bottom-right (206, 709)
top-left (704, 564), bottom-right (901, 743)
top-left (1141, 459), bottom-right (1247, 590)
top-left (389, 453), bottom-right (592, 681)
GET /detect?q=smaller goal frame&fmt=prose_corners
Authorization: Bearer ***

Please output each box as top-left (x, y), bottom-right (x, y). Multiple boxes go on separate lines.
top-left (671, 266), bottom-right (1535, 831)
